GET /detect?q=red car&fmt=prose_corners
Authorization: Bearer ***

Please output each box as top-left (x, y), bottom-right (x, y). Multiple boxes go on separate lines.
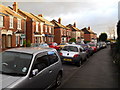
top-left (88, 43), bottom-right (97, 52)
top-left (48, 42), bottom-right (60, 50)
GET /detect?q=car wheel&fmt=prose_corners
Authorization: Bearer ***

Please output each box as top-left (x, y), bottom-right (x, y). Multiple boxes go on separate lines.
top-left (76, 60), bottom-right (82, 67)
top-left (55, 73), bottom-right (62, 87)
top-left (84, 57), bottom-right (88, 61)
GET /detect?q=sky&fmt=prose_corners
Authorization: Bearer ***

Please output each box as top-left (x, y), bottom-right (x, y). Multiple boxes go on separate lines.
top-left (1, 0), bottom-right (120, 38)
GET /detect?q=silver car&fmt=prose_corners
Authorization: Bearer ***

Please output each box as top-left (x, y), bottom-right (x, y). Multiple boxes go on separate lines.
top-left (60, 45), bottom-right (87, 67)
top-left (0, 47), bottom-right (63, 89)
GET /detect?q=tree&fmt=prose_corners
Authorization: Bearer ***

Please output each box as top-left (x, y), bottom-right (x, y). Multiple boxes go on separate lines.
top-left (99, 33), bottom-right (108, 41)
top-left (69, 38), bottom-right (76, 42)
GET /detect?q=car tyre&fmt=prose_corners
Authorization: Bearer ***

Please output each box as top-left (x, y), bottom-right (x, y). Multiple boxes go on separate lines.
top-left (76, 60), bottom-right (82, 67)
top-left (84, 57), bottom-right (88, 61)
top-left (55, 73), bottom-right (62, 87)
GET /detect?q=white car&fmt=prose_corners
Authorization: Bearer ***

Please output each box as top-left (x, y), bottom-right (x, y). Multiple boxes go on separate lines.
top-left (59, 45), bottom-right (87, 67)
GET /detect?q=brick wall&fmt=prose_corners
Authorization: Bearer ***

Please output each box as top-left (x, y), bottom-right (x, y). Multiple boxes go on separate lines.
top-left (54, 27), bottom-right (61, 44)
top-left (84, 34), bottom-right (91, 42)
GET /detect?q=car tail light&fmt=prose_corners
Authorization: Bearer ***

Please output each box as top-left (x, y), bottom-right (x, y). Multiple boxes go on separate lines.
top-left (59, 52), bottom-right (62, 56)
top-left (73, 54), bottom-right (79, 58)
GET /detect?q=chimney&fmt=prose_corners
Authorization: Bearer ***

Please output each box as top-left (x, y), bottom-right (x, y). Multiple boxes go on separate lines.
top-left (38, 14), bottom-right (43, 17)
top-left (13, 2), bottom-right (18, 12)
top-left (88, 26), bottom-right (90, 30)
top-left (58, 18), bottom-right (61, 24)
top-left (73, 22), bottom-right (76, 27)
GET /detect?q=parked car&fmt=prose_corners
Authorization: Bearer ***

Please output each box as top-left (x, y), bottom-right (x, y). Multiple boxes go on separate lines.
top-left (58, 43), bottom-right (69, 49)
top-left (48, 42), bottom-right (60, 50)
top-left (31, 43), bottom-right (49, 48)
top-left (101, 42), bottom-right (107, 48)
top-left (60, 45), bottom-right (87, 67)
top-left (79, 44), bottom-right (93, 57)
top-left (88, 43), bottom-right (97, 53)
top-left (98, 42), bottom-right (107, 49)
top-left (1, 47), bottom-right (63, 89)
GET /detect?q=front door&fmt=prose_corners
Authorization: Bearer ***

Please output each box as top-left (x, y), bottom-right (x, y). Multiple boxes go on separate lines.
top-left (2, 34), bottom-right (6, 49)
top-left (7, 35), bottom-right (12, 48)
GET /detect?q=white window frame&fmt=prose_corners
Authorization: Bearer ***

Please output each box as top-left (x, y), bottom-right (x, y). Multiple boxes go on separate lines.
top-left (0, 16), bottom-right (3, 27)
top-left (9, 16), bottom-right (13, 28)
top-left (16, 36), bottom-right (19, 46)
top-left (40, 22), bottom-right (44, 33)
top-left (45, 25), bottom-right (47, 32)
top-left (49, 26), bottom-right (51, 33)
top-left (36, 22), bottom-right (39, 32)
top-left (17, 18), bottom-right (21, 30)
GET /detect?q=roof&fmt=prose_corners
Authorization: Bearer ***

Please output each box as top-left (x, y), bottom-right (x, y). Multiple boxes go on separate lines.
top-left (5, 47), bottom-right (55, 54)
top-left (0, 4), bottom-right (25, 19)
top-left (18, 9), bottom-right (44, 22)
top-left (64, 44), bottom-right (82, 48)
top-left (81, 28), bottom-right (92, 34)
top-left (31, 14), bottom-right (54, 26)
top-left (66, 24), bottom-right (81, 31)
top-left (51, 20), bottom-right (70, 29)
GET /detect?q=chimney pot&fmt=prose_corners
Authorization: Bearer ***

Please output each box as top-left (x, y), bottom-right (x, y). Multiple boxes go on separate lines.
top-left (38, 14), bottom-right (43, 17)
top-left (88, 26), bottom-right (90, 30)
top-left (58, 18), bottom-right (61, 24)
top-left (13, 2), bottom-right (18, 12)
top-left (73, 22), bottom-right (76, 27)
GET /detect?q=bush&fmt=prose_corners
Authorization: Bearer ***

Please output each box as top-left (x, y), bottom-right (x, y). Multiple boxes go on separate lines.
top-left (26, 40), bottom-right (31, 47)
top-left (69, 38), bottom-right (76, 43)
top-left (23, 40), bottom-right (26, 47)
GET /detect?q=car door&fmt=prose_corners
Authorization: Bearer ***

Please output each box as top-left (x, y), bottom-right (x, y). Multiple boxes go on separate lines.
top-left (79, 47), bottom-right (86, 60)
top-left (25, 52), bottom-right (51, 89)
top-left (47, 51), bottom-right (60, 85)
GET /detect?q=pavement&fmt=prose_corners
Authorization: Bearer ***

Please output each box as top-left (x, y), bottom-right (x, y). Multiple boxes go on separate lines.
top-left (58, 46), bottom-right (119, 88)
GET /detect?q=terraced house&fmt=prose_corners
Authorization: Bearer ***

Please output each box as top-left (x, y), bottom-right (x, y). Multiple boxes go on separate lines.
top-left (66, 22), bottom-right (84, 42)
top-left (34, 14), bottom-right (54, 43)
top-left (18, 10), bottom-right (45, 44)
top-left (51, 18), bottom-right (72, 44)
top-left (0, 4), bottom-right (26, 51)
top-left (81, 27), bottom-right (97, 42)
top-left (12, 2), bottom-right (54, 44)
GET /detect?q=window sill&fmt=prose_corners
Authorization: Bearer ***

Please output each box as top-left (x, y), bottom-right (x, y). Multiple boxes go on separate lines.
top-left (17, 28), bottom-right (22, 30)
top-left (9, 27), bottom-right (14, 29)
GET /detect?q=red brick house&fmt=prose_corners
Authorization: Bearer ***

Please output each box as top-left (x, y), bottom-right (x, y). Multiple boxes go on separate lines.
top-left (51, 18), bottom-right (69, 44)
top-left (66, 27), bottom-right (72, 42)
top-left (0, 4), bottom-right (26, 51)
top-left (16, 7), bottom-right (45, 44)
top-left (66, 22), bottom-right (84, 42)
top-left (34, 14), bottom-right (54, 43)
top-left (81, 27), bottom-right (97, 42)
top-left (12, 2), bottom-right (54, 44)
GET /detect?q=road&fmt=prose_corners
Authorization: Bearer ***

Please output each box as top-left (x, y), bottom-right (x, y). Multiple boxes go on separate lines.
top-left (57, 46), bottom-right (119, 88)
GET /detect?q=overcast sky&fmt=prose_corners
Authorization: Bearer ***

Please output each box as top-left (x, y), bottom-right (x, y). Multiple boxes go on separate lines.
top-left (2, 0), bottom-right (120, 37)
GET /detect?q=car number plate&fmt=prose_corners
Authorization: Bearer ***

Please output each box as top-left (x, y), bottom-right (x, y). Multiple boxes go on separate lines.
top-left (64, 58), bottom-right (72, 61)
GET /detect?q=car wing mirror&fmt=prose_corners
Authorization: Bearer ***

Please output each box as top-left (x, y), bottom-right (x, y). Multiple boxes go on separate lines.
top-left (32, 69), bottom-right (38, 76)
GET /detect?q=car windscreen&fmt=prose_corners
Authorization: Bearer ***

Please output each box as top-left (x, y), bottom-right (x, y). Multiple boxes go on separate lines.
top-left (1, 51), bottom-right (33, 76)
top-left (88, 44), bottom-right (96, 47)
top-left (60, 43), bottom-right (65, 45)
top-left (62, 46), bottom-right (78, 52)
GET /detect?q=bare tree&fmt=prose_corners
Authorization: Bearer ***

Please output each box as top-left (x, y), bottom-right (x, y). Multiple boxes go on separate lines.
top-left (107, 26), bottom-right (115, 39)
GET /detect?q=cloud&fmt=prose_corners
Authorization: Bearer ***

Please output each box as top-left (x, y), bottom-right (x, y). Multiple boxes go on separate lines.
top-left (2, 0), bottom-right (119, 37)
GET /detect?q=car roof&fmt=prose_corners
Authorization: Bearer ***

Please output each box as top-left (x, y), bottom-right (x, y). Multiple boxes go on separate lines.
top-left (5, 47), bottom-right (55, 54)
top-left (64, 44), bottom-right (81, 48)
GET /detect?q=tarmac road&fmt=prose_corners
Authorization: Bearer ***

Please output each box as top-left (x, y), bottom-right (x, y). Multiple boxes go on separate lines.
top-left (57, 46), bottom-right (119, 88)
